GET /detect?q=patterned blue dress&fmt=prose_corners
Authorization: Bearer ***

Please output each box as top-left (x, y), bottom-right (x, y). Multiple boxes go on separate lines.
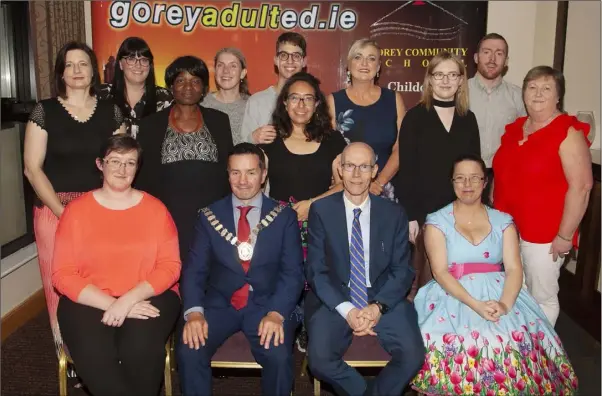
top-left (412, 204), bottom-right (578, 396)
top-left (332, 88), bottom-right (398, 201)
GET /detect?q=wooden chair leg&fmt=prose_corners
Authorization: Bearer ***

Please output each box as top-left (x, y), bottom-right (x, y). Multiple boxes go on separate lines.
top-left (164, 339), bottom-right (172, 396)
top-left (313, 377), bottom-right (320, 396)
top-left (58, 347), bottom-right (68, 396)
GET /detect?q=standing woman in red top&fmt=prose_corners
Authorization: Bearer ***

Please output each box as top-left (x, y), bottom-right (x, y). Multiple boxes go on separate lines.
top-left (52, 135), bottom-right (181, 396)
top-left (492, 66), bottom-right (593, 326)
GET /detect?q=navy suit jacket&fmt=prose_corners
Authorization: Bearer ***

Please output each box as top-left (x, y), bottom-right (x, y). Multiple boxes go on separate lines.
top-left (181, 194), bottom-right (304, 319)
top-left (305, 192), bottom-right (415, 318)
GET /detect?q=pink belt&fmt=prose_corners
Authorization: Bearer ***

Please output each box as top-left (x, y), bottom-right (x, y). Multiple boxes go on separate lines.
top-left (448, 263), bottom-right (502, 280)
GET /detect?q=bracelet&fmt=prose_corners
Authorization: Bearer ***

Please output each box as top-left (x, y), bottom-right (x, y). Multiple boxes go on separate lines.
top-left (557, 233), bottom-right (572, 242)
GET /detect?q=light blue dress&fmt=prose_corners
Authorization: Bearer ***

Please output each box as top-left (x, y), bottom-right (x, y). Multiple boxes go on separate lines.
top-left (411, 204), bottom-right (578, 396)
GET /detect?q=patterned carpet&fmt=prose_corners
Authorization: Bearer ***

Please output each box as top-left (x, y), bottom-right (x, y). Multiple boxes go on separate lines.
top-left (1, 309), bottom-right (599, 395)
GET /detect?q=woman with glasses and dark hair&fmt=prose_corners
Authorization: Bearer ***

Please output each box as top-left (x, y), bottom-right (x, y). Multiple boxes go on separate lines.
top-left (327, 38), bottom-right (407, 202)
top-left (259, 71), bottom-right (346, 351)
top-left (135, 56), bottom-right (233, 262)
top-left (396, 51), bottom-right (481, 295)
top-left (201, 47), bottom-right (250, 144)
top-left (53, 135), bottom-right (181, 396)
top-left (23, 41), bottom-right (125, 360)
top-left (410, 154), bottom-right (577, 395)
top-left (99, 37), bottom-right (173, 137)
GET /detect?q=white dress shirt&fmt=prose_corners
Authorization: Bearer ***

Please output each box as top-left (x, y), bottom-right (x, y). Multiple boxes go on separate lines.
top-left (335, 193), bottom-right (372, 320)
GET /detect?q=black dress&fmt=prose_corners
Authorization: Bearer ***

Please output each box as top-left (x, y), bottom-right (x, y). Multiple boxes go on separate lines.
top-left (260, 131), bottom-right (347, 203)
top-left (135, 106), bottom-right (233, 261)
top-left (395, 103), bottom-right (481, 225)
top-left (28, 98), bottom-right (124, 196)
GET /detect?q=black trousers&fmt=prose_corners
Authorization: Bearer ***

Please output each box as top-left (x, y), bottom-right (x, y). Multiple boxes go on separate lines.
top-left (57, 290), bottom-right (181, 396)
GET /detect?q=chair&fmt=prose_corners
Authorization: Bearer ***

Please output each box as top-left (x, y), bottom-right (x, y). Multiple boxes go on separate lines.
top-left (58, 336), bottom-right (175, 396)
top-left (311, 335), bottom-right (390, 396)
top-left (211, 331), bottom-right (294, 395)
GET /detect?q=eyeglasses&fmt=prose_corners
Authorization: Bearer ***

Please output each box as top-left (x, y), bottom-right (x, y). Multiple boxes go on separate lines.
top-left (342, 163), bottom-right (374, 173)
top-left (431, 72), bottom-right (461, 81)
top-left (104, 158), bottom-right (138, 171)
top-left (123, 56), bottom-right (150, 67)
top-left (287, 94), bottom-right (317, 106)
top-left (277, 51), bottom-right (304, 63)
top-left (452, 175), bottom-right (484, 184)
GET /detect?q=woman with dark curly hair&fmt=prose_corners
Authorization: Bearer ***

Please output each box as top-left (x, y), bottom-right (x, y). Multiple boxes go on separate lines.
top-left (98, 37), bottom-right (172, 137)
top-left (261, 72), bottom-right (346, 223)
top-left (135, 56), bottom-right (233, 262)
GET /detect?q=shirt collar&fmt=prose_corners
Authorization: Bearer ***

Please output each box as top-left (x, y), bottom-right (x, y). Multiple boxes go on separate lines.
top-left (474, 73), bottom-right (504, 93)
top-left (232, 192), bottom-right (264, 211)
top-left (343, 192), bottom-right (370, 213)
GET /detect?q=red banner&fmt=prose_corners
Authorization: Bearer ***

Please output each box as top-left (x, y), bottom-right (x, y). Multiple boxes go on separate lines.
top-left (92, 1), bottom-right (487, 106)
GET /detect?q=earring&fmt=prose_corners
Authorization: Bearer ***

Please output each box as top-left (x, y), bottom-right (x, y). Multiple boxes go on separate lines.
top-left (376, 71), bottom-right (380, 78)
top-left (346, 70), bottom-right (351, 85)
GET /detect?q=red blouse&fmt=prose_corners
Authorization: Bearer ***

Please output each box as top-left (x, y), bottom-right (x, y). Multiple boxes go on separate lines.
top-left (492, 114), bottom-right (590, 245)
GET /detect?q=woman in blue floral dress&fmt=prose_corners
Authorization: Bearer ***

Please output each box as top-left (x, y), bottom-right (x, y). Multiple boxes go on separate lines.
top-left (412, 154), bottom-right (578, 396)
top-left (327, 38), bottom-right (405, 202)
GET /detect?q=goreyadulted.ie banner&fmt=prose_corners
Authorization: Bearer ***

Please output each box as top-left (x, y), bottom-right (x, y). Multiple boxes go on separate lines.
top-left (91, 1), bottom-right (488, 106)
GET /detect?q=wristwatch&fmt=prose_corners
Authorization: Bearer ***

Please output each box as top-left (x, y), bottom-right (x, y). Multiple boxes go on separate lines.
top-left (368, 300), bottom-right (389, 314)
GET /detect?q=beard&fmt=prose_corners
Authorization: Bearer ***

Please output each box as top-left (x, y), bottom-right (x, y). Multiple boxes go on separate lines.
top-left (477, 62), bottom-right (504, 80)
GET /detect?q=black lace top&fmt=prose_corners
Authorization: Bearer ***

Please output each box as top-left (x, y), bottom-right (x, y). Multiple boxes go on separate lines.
top-left (28, 98), bottom-right (124, 193)
top-left (98, 83), bottom-right (173, 137)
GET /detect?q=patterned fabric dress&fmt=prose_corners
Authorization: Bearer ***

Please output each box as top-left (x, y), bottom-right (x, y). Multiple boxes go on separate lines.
top-left (332, 88), bottom-right (398, 202)
top-left (412, 204), bottom-right (578, 396)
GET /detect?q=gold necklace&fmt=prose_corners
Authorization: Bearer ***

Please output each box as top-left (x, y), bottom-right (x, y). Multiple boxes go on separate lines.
top-left (523, 111), bottom-right (560, 135)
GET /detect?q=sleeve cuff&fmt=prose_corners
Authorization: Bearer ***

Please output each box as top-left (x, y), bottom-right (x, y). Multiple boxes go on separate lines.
top-left (183, 307), bottom-right (204, 321)
top-left (335, 301), bottom-right (355, 320)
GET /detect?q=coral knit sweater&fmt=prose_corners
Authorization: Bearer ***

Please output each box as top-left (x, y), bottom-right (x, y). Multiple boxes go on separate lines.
top-left (52, 192), bottom-right (181, 302)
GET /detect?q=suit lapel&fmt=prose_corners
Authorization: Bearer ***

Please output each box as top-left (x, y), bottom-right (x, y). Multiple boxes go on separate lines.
top-left (212, 195), bottom-right (244, 274)
top-left (369, 195), bottom-right (381, 284)
top-left (333, 193), bottom-right (351, 282)
top-left (249, 195), bottom-right (277, 267)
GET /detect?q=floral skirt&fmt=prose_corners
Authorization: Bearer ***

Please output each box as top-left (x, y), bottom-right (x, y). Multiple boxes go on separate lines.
top-left (411, 273), bottom-right (578, 396)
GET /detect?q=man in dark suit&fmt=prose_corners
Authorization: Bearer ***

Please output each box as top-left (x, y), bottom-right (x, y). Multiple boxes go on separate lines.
top-left (305, 142), bottom-right (424, 396)
top-left (177, 143), bottom-right (304, 396)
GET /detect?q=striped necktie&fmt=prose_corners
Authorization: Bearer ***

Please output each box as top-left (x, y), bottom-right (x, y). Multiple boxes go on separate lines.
top-left (349, 208), bottom-right (368, 309)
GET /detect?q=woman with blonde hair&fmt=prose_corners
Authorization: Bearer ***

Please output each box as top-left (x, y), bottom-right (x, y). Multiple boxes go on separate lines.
top-left (201, 47), bottom-right (250, 144)
top-left (396, 51), bottom-right (481, 291)
top-left (327, 38), bottom-right (406, 201)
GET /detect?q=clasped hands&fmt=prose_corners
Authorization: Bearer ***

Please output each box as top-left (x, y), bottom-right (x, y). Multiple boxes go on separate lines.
top-left (101, 296), bottom-right (160, 327)
top-left (473, 300), bottom-right (509, 322)
top-left (182, 311), bottom-right (285, 350)
top-left (346, 304), bottom-right (381, 336)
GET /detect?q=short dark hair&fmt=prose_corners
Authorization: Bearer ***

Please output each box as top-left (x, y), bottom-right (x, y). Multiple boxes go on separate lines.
top-left (113, 37), bottom-right (158, 118)
top-left (54, 41), bottom-right (100, 98)
top-left (451, 153), bottom-right (490, 206)
top-left (99, 135), bottom-right (143, 166)
top-left (272, 72), bottom-right (332, 142)
top-left (228, 143), bottom-right (266, 170)
top-left (164, 56), bottom-right (210, 100)
top-left (276, 32), bottom-right (307, 56)
top-left (522, 66), bottom-right (566, 111)
top-left (476, 33), bottom-right (509, 55)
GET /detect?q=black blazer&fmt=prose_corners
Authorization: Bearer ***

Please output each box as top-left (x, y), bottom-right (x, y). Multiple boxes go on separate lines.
top-left (134, 105), bottom-right (234, 200)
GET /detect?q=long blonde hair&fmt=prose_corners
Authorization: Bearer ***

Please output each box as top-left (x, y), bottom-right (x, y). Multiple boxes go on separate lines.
top-left (421, 51), bottom-right (469, 116)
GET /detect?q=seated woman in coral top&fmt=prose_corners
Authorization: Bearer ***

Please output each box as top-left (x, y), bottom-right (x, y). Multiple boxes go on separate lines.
top-left (52, 135), bottom-right (181, 396)
top-left (411, 154), bottom-right (578, 396)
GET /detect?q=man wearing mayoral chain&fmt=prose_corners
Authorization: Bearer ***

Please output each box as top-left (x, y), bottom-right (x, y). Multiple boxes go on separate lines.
top-left (177, 143), bottom-right (304, 395)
